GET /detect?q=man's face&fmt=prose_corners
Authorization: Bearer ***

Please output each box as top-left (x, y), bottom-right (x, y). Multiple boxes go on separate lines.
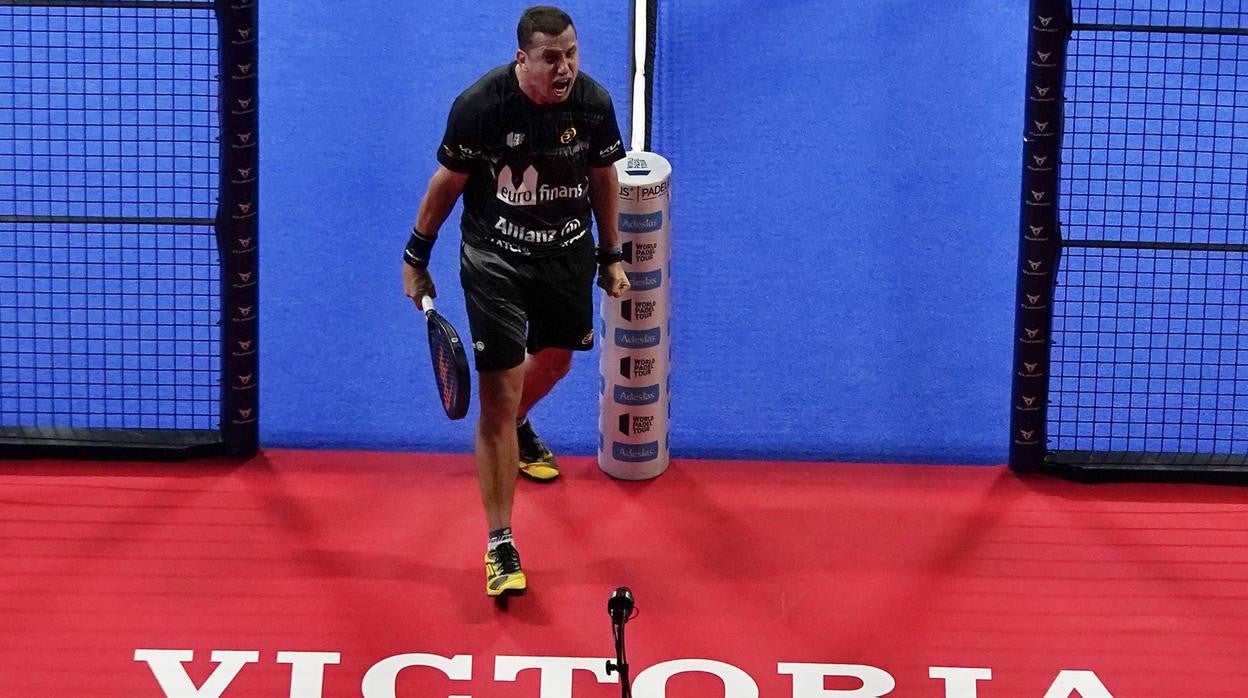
top-left (517, 25), bottom-right (578, 104)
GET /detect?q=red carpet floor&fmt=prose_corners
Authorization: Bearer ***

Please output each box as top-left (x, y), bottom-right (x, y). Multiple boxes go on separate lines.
top-left (1, 450), bottom-right (1246, 697)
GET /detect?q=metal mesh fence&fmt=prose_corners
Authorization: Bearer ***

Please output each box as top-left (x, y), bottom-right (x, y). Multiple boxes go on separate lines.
top-left (0, 3), bottom-right (222, 433)
top-left (1049, 2), bottom-right (1248, 465)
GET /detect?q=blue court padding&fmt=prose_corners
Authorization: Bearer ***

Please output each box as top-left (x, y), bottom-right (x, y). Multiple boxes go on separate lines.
top-left (257, 2), bottom-right (634, 452)
top-left (647, 1), bottom-right (1028, 461)
top-left (260, 1), bottom-right (1030, 461)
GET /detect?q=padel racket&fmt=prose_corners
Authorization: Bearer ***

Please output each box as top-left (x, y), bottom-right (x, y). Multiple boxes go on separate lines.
top-left (421, 295), bottom-right (470, 420)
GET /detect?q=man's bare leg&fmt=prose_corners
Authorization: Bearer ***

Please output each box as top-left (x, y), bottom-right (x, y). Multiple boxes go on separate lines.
top-left (514, 348), bottom-right (572, 482)
top-left (477, 364), bottom-right (529, 597)
top-left (517, 347), bottom-right (573, 421)
top-left (476, 365), bottom-right (525, 530)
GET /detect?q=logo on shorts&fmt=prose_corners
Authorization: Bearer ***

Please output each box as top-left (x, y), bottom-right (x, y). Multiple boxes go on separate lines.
top-left (560, 126), bottom-right (577, 144)
top-left (580, 330), bottom-right (594, 346)
top-left (473, 341), bottom-right (485, 352)
top-left (506, 132), bottom-right (525, 148)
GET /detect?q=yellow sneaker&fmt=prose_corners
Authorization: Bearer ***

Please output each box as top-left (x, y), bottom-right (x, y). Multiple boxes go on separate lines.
top-left (517, 419), bottom-right (559, 482)
top-left (485, 542), bottom-right (527, 597)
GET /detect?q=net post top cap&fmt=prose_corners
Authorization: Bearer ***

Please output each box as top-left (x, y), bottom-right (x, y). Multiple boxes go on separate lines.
top-left (615, 151), bottom-right (672, 186)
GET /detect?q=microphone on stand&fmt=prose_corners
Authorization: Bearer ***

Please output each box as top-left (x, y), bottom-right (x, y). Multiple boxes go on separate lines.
top-left (605, 586), bottom-right (635, 698)
top-left (608, 586), bottom-right (634, 624)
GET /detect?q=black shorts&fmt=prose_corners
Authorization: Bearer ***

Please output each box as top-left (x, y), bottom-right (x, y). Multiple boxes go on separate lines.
top-left (459, 240), bottom-right (596, 372)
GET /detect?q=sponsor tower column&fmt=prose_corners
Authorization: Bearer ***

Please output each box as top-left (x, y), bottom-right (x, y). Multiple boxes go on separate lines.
top-left (599, 152), bottom-right (672, 479)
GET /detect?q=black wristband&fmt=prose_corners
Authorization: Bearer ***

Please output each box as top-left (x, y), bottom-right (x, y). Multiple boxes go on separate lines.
top-left (597, 246), bottom-right (625, 266)
top-left (403, 228), bottom-right (435, 269)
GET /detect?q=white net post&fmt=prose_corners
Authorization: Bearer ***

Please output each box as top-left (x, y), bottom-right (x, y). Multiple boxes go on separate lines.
top-left (599, 151), bottom-right (672, 480)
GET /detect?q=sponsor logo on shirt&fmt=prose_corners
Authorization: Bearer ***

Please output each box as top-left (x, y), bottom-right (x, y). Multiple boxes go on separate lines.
top-left (599, 139), bottom-right (622, 158)
top-left (495, 165), bottom-right (586, 206)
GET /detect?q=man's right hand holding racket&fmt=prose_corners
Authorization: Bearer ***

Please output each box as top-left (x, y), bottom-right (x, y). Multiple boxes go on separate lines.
top-left (402, 226), bottom-right (438, 305)
top-left (402, 226), bottom-right (471, 420)
top-left (403, 261), bottom-right (436, 307)
top-left (402, 166), bottom-right (468, 307)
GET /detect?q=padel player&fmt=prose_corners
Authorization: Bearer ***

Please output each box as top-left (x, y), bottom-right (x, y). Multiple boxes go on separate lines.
top-left (401, 5), bottom-right (629, 597)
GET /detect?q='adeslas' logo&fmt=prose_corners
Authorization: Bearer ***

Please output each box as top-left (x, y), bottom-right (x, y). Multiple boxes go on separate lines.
top-left (615, 327), bottom-right (661, 348)
top-left (612, 441), bottom-right (659, 462)
top-left (627, 269), bottom-right (662, 291)
top-left (619, 212), bottom-right (663, 233)
top-left (613, 384), bottom-right (660, 405)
